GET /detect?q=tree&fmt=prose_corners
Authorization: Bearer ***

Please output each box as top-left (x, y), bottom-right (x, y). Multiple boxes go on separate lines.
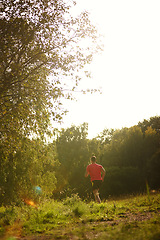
top-left (138, 116), bottom-right (160, 135)
top-left (97, 128), bottom-right (115, 145)
top-left (56, 123), bottom-right (89, 174)
top-left (101, 128), bottom-right (130, 167)
top-left (147, 150), bottom-right (160, 189)
top-left (0, 138), bottom-right (57, 205)
top-left (55, 123), bottom-right (90, 197)
top-left (0, 1), bottom-right (102, 203)
top-left (0, 0), bottom-right (102, 145)
top-left (100, 123), bottom-right (160, 197)
top-left (103, 166), bottom-right (142, 196)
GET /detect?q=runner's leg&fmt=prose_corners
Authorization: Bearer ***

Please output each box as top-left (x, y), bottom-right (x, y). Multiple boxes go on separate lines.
top-left (93, 189), bottom-right (101, 203)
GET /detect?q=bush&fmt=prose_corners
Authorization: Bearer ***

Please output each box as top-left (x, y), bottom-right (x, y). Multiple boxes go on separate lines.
top-left (102, 167), bottom-right (143, 197)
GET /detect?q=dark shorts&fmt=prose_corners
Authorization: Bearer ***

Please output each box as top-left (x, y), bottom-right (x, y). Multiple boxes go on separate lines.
top-left (91, 180), bottom-right (102, 190)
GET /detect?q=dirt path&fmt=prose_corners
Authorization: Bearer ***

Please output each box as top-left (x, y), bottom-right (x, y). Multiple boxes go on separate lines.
top-left (5, 210), bottom-right (159, 240)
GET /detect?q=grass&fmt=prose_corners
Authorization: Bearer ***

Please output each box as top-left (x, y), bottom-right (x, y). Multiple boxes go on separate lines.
top-left (0, 192), bottom-right (160, 239)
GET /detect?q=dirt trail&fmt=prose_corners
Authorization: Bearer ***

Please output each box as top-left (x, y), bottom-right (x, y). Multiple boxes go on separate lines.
top-left (4, 210), bottom-right (159, 240)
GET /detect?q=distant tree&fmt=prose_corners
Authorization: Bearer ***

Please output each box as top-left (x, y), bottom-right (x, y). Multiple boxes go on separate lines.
top-left (55, 123), bottom-right (91, 197)
top-left (138, 116), bottom-right (160, 135)
top-left (56, 123), bottom-right (89, 173)
top-left (102, 126), bottom-right (147, 168)
top-left (147, 150), bottom-right (160, 189)
top-left (97, 128), bottom-right (115, 145)
top-left (120, 126), bottom-right (144, 168)
top-left (143, 126), bottom-right (160, 188)
top-left (87, 138), bottom-right (101, 160)
top-left (103, 166), bottom-right (142, 196)
top-left (144, 126), bottom-right (159, 158)
top-left (101, 128), bottom-right (130, 167)
top-left (100, 123), bottom-right (160, 197)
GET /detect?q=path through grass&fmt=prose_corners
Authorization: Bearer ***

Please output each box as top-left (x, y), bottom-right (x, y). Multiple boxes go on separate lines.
top-left (0, 192), bottom-right (160, 239)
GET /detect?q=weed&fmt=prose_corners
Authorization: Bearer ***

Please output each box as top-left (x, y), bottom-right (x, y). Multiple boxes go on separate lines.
top-left (73, 206), bottom-right (83, 217)
top-left (146, 181), bottom-right (151, 203)
top-left (0, 192), bottom-right (160, 239)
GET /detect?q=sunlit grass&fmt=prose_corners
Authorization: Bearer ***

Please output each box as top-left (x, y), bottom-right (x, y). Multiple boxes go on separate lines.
top-left (0, 192), bottom-right (160, 239)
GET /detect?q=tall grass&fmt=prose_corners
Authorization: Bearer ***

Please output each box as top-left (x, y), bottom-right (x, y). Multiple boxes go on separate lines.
top-left (146, 181), bottom-right (151, 203)
top-left (0, 192), bottom-right (160, 239)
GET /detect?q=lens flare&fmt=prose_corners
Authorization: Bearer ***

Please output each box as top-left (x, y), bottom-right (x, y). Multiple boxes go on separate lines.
top-left (34, 186), bottom-right (42, 195)
top-left (24, 199), bottom-right (37, 208)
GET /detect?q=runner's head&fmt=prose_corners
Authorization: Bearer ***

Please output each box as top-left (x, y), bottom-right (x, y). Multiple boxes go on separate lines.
top-left (91, 155), bottom-right (96, 163)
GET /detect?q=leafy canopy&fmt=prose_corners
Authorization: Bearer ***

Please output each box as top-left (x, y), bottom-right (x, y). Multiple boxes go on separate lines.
top-left (0, 0), bottom-right (102, 142)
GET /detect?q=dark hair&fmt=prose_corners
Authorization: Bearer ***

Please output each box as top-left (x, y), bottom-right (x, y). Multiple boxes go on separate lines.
top-left (91, 156), bottom-right (96, 162)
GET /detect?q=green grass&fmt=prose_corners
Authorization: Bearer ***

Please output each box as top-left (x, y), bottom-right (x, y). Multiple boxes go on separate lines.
top-left (0, 192), bottom-right (160, 239)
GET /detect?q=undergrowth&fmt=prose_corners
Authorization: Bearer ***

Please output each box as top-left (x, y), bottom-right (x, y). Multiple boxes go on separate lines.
top-left (0, 192), bottom-right (160, 239)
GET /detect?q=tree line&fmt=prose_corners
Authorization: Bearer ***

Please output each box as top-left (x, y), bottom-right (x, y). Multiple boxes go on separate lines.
top-left (0, 116), bottom-right (160, 205)
top-left (54, 117), bottom-right (160, 200)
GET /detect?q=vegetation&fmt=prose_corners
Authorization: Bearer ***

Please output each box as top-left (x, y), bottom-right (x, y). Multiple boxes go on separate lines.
top-left (0, 0), bottom-right (160, 238)
top-left (1, 0), bottom-right (159, 206)
top-left (54, 116), bottom-right (160, 200)
top-left (0, 116), bottom-right (160, 205)
top-left (0, 0), bottom-right (102, 204)
top-left (0, 192), bottom-right (160, 239)
top-left (0, 0), bottom-right (101, 139)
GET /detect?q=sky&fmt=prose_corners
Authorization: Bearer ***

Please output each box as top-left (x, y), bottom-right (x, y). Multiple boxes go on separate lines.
top-left (56, 0), bottom-right (160, 139)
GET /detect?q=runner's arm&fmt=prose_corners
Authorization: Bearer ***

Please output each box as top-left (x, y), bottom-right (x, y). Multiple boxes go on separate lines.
top-left (85, 169), bottom-right (89, 178)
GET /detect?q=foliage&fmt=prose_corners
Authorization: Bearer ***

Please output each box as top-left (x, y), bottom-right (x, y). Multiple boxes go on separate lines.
top-left (101, 126), bottom-right (144, 168)
top-left (0, 138), bottom-right (57, 205)
top-left (0, 0), bottom-right (102, 205)
top-left (147, 150), bottom-right (160, 189)
top-left (1, 115), bottom-right (160, 205)
top-left (54, 116), bottom-right (160, 199)
top-left (103, 166), bottom-right (143, 196)
top-left (1, 0), bottom-right (159, 209)
top-left (1, 0), bottom-right (159, 210)
top-left (97, 128), bottom-right (115, 145)
top-left (0, 0), bottom-right (102, 148)
top-left (55, 123), bottom-right (92, 198)
top-left (138, 116), bottom-right (160, 134)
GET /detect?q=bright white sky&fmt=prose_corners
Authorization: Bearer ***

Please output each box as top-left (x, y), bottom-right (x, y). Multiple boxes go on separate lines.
top-left (56, 0), bottom-right (160, 139)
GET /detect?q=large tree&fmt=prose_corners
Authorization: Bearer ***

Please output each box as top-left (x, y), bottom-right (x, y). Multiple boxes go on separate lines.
top-left (0, 0), bottom-right (102, 204)
top-left (0, 0), bottom-right (101, 146)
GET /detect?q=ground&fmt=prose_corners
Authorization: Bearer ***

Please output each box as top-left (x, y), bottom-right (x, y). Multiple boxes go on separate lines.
top-left (5, 209), bottom-right (160, 240)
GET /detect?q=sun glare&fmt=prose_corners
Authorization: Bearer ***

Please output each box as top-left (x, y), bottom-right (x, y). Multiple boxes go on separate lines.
top-left (23, 199), bottom-right (38, 208)
top-left (56, 0), bottom-right (160, 138)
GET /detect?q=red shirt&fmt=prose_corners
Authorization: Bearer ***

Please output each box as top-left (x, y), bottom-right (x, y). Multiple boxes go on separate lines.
top-left (86, 163), bottom-right (103, 182)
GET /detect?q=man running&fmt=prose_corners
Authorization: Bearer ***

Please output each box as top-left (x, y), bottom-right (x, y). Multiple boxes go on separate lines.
top-left (85, 155), bottom-right (105, 203)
